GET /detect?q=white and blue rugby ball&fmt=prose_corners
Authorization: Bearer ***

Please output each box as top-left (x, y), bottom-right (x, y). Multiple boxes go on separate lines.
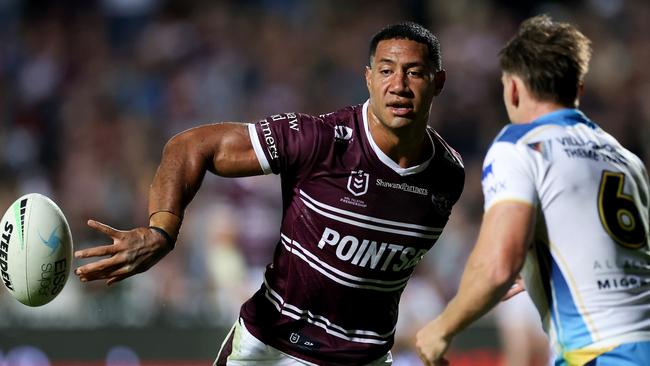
top-left (0, 193), bottom-right (73, 306)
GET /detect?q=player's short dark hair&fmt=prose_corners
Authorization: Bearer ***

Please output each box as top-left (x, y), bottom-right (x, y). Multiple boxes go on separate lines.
top-left (499, 15), bottom-right (592, 107)
top-left (369, 22), bottom-right (442, 71)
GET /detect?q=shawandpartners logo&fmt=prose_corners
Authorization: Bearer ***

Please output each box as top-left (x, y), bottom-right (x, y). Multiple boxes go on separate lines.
top-left (259, 120), bottom-right (279, 160)
top-left (375, 179), bottom-right (428, 196)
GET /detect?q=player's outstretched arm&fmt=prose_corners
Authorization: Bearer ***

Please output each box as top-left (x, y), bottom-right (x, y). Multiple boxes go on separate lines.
top-left (148, 122), bottom-right (263, 217)
top-left (415, 201), bottom-right (534, 366)
top-left (75, 123), bottom-right (263, 285)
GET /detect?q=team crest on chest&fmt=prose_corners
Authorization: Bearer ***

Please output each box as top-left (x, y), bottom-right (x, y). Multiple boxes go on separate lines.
top-left (431, 192), bottom-right (454, 216)
top-left (347, 170), bottom-right (369, 196)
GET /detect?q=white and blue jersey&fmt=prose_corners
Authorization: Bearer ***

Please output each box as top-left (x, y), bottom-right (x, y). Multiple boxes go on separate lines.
top-left (481, 109), bottom-right (650, 365)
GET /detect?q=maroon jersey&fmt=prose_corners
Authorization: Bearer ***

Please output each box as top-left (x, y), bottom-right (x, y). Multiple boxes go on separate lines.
top-left (242, 102), bottom-right (464, 365)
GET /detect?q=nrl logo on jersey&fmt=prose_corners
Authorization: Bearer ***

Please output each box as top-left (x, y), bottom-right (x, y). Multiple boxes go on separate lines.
top-left (347, 170), bottom-right (369, 196)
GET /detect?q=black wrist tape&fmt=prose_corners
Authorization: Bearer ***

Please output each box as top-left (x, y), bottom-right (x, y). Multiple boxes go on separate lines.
top-left (149, 226), bottom-right (175, 250)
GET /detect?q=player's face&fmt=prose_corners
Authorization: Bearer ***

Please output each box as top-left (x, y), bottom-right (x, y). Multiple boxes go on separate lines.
top-left (365, 39), bottom-right (444, 131)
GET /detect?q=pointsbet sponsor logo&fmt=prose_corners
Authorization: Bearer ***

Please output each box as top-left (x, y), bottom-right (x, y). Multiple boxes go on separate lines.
top-left (1, 221), bottom-right (14, 290)
top-left (318, 227), bottom-right (427, 272)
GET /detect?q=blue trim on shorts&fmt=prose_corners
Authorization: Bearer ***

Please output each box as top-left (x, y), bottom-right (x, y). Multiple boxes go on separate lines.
top-left (556, 342), bottom-right (650, 366)
top-left (591, 342), bottom-right (650, 365)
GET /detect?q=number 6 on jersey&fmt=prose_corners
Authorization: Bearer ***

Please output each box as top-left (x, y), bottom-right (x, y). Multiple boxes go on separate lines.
top-left (598, 170), bottom-right (647, 249)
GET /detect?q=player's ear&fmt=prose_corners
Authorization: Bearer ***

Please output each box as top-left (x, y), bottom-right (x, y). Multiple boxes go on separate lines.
top-left (365, 66), bottom-right (372, 89)
top-left (578, 82), bottom-right (584, 96)
top-left (576, 81), bottom-right (585, 107)
top-left (509, 77), bottom-right (520, 108)
top-left (432, 70), bottom-right (446, 96)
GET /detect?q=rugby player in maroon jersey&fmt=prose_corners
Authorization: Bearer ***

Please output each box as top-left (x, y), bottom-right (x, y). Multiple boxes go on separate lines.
top-left (74, 22), bottom-right (464, 365)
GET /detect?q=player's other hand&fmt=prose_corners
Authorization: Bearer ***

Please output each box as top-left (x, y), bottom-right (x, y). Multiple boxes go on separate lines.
top-left (415, 318), bottom-right (452, 366)
top-left (74, 219), bottom-right (173, 286)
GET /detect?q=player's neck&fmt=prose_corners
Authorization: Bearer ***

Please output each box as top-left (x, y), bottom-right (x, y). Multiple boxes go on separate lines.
top-left (511, 100), bottom-right (574, 124)
top-left (368, 117), bottom-right (431, 168)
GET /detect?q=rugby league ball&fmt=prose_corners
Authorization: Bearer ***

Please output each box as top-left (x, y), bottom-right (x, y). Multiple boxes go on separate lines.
top-left (0, 193), bottom-right (73, 306)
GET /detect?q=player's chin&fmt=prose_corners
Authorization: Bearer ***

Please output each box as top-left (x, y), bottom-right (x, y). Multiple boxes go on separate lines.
top-left (386, 115), bottom-right (417, 129)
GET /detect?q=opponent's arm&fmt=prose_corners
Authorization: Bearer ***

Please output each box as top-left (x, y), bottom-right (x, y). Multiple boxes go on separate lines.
top-left (76, 123), bottom-right (262, 285)
top-left (415, 201), bottom-right (534, 366)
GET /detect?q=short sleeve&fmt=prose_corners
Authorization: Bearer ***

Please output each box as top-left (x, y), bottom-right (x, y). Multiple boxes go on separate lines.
top-left (481, 142), bottom-right (538, 211)
top-left (248, 112), bottom-right (323, 175)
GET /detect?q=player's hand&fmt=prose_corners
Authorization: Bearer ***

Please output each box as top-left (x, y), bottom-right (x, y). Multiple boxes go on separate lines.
top-left (415, 318), bottom-right (452, 366)
top-left (501, 276), bottom-right (525, 301)
top-left (74, 219), bottom-right (173, 286)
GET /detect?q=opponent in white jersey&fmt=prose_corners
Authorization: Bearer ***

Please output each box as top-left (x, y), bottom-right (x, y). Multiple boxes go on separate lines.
top-left (485, 108), bottom-right (650, 364)
top-left (415, 15), bottom-right (650, 366)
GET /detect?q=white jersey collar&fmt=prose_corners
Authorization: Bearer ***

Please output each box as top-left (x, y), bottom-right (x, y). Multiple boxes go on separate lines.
top-left (362, 100), bottom-right (434, 176)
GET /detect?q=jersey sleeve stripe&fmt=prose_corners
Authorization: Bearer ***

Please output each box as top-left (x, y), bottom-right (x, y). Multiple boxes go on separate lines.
top-left (248, 123), bottom-right (272, 175)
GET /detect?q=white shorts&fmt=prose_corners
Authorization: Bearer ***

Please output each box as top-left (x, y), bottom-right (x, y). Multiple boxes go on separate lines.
top-left (214, 318), bottom-right (393, 366)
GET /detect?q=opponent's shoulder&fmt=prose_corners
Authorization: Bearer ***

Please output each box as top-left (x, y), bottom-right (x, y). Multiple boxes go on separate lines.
top-left (492, 123), bottom-right (550, 145)
top-left (483, 133), bottom-right (535, 174)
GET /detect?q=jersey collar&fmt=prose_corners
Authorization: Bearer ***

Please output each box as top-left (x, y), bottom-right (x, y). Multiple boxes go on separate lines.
top-left (362, 100), bottom-right (435, 176)
top-left (531, 108), bottom-right (598, 129)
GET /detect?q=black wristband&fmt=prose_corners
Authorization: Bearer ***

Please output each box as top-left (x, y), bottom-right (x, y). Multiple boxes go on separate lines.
top-left (149, 226), bottom-right (175, 250)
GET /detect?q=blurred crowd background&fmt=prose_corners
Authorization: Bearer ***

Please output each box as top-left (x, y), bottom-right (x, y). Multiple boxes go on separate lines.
top-left (0, 0), bottom-right (648, 364)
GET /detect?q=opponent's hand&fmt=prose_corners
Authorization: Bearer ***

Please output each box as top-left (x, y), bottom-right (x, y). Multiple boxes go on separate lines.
top-left (74, 219), bottom-right (173, 286)
top-left (415, 318), bottom-right (452, 366)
